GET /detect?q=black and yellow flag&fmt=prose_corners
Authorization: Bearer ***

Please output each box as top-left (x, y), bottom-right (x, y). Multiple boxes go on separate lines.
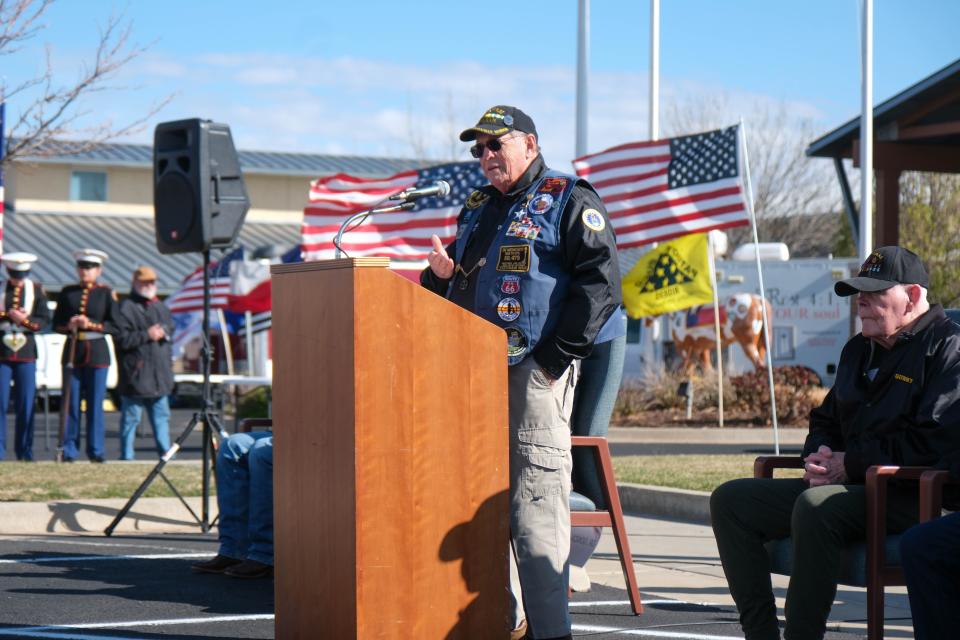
top-left (622, 233), bottom-right (714, 318)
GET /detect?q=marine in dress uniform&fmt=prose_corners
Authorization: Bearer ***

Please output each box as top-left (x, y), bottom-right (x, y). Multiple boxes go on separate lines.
top-left (53, 249), bottom-right (118, 463)
top-left (0, 253), bottom-right (50, 461)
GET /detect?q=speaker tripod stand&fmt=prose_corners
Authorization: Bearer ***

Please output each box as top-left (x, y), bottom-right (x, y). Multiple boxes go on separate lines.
top-left (105, 248), bottom-right (228, 536)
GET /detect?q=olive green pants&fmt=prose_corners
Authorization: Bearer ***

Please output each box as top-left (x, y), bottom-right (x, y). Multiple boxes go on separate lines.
top-left (710, 477), bottom-right (917, 640)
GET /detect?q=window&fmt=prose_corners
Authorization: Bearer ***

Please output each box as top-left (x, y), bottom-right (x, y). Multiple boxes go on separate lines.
top-left (70, 171), bottom-right (107, 201)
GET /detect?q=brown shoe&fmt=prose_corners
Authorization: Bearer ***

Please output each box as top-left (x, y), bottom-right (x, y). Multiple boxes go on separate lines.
top-left (224, 559), bottom-right (274, 579)
top-left (191, 554), bottom-right (242, 574)
top-left (510, 620), bottom-right (527, 640)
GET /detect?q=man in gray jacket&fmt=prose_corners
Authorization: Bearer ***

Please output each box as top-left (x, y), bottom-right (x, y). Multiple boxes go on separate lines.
top-left (114, 266), bottom-right (175, 460)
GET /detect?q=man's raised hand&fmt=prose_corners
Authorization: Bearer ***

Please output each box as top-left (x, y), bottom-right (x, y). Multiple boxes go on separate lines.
top-left (428, 234), bottom-right (455, 279)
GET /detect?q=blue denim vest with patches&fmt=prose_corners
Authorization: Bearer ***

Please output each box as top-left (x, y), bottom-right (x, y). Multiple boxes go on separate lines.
top-left (449, 170), bottom-right (577, 365)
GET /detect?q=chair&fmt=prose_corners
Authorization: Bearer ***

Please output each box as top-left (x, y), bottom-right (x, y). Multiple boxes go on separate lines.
top-left (571, 436), bottom-right (643, 615)
top-left (754, 455), bottom-right (949, 640)
top-left (238, 418), bottom-right (273, 433)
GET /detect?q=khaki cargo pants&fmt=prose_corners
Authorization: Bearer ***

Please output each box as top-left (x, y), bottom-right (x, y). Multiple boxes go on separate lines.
top-left (508, 355), bottom-right (579, 639)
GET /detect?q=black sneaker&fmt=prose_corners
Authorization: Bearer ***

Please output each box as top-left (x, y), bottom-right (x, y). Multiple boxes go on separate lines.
top-left (224, 559), bottom-right (274, 579)
top-left (90, 456), bottom-right (106, 464)
top-left (191, 555), bottom-right (243, 574)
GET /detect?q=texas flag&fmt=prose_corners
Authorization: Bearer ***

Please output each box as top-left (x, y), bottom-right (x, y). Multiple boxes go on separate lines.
top-left (227, 259), bottom-right (272, 314)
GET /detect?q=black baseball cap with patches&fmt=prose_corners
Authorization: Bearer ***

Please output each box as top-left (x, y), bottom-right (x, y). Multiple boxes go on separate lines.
top-left (459, 105), bottom-right (538, 141)
top-left (834, 246), bottom-right (929, 296)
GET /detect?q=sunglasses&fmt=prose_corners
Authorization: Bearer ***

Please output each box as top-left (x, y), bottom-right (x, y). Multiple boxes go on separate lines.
top-left (470, 134), bottom-right (523, 159)
top-left (77, 262), bottom-right (100, 270)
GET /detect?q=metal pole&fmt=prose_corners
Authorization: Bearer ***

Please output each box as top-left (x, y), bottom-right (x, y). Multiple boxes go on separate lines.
top-left (739, 120), bottom-right (779, 454)
top-left (859, 0), bottom-right (873, 260)
top-left (649, 0), bottom-right (660, 141)
top-left (708, 235), bottom-right (724, 428)
top-left (576, 0), bottom-right (590, 157)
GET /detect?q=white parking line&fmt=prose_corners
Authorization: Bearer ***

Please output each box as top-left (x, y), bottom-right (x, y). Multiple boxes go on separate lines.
top-left (0, 552), bottom-right (209, 564)
top-left (0, 614), bottom-right (275, 638)
top-left (572, 623), bottom-right (743, 639)
top-left (570, 599), bottom-right (679, 607)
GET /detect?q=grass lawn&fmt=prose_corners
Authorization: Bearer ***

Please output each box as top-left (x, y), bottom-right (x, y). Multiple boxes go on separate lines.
top-left (613, 454), bottom-right (804, 493)
top-left (0, 455), bottom-right (807, 501)
top-left (0, 462), bottom-right (209, 502)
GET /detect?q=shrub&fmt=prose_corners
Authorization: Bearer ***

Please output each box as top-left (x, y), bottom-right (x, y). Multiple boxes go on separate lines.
top-left (728, 366), bottom-right (824, 424)
top-left (236, 387), bottom-right (270, 420)
top-left (613, 365), bottom-right (737, 418)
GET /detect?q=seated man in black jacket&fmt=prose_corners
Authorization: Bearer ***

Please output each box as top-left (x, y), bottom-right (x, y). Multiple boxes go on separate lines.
top-left (710, 246), bottom-right (960, 640)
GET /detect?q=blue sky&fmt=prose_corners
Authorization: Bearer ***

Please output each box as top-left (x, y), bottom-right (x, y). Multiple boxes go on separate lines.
top-left (5, 0), bottom-right (959, 168)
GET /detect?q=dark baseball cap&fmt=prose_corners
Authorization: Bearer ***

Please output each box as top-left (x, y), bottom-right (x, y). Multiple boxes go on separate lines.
top-left (459, 105), bottom-right (538, 141)
top-left (834, 246), bottom-right (929, 296)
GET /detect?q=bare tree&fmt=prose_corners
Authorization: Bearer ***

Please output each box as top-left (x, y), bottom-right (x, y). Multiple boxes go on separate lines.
top-left (1, 0), bottom-right (170, 166)
top-left (662, 95), bottom-right (841, 255)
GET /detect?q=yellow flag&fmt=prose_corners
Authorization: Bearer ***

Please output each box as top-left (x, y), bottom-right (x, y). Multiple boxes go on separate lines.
top-left (621, 233), bottom-right (714, 318)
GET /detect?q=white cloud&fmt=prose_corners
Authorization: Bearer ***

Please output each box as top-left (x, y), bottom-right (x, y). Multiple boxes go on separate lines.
top-left (70, 50), bottom-right (834, 174)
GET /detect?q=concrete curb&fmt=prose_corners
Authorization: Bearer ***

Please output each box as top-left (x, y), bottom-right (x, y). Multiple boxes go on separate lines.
top-left (0, 486), bottom-right (708, 536)
top-left (618, 483), bottom-right (711, 525)
top-left (0, 497), bottom-right (218, 536)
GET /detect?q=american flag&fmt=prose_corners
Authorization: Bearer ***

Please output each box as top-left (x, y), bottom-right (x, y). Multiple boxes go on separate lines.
top-left (165, 247), bottom-right (245, 314)
top-left (301, 161), bottom-right (487, 263)
top-left (0, 102), bottom-right (5, 257)
top-left (572, 125), bottom-right (751, 248)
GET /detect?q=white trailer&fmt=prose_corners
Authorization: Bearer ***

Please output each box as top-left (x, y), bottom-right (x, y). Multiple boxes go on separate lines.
top-left (624, 257), bottom-right (856, 387)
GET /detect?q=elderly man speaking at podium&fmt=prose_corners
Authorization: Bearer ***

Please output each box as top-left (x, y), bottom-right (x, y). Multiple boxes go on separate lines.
top-left (420, 105), bottom-right (621, 640)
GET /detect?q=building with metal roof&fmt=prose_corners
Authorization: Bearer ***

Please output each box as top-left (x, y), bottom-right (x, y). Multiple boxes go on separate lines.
top-left (806, 57), bottom-right (960, 247)
top-left (18, 139), bottom-right (426, 178)
top-left (3, 139), bottom-right (423, 294)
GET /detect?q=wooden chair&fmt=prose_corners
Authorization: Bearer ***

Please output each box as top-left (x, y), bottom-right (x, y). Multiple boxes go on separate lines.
top-left (238, 418), bottom-right (273, 433)
top-left (754, 456), bottom-right (949, 640)
top-left (571, 436), bottom-right (643, 615)
top-left (245, 419), bottom-right (644, 614)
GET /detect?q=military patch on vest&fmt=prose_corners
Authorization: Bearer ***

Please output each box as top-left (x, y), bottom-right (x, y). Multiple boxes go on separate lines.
top-left (497, 297), bottom-right (522, 322)
top-left (465, 190), bottom-right (490, 210)
top-left (505, 217), bottom-right (541, 240)
top-left (581, 208), bottom-right (606, 232)
top-left (499, 275), bottom-right (521, 295)
top-left (505, 326), bottom-right (528, 363)
top-left (496, 245), bottom-right (531, 272)
top-left (528, 193), bottom-right (555, 214)
top-left (539, 177), bottom-right (569, 197)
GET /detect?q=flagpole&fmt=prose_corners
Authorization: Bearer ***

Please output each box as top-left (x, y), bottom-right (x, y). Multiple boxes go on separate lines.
top-left (708, 234), bottom-right (724, 428)
top-left (216, 308), bottom-right (235, 375)
top-left (738, 119), bottom-right (779, 454)
top-left (649, 0), bottom-right (660, 141)
top-left (245, 310), bottom-right (255, 375)
top-left (576, 0), bottom-right (590, 157)
top-left (859, 0), bottom-right (873, 260)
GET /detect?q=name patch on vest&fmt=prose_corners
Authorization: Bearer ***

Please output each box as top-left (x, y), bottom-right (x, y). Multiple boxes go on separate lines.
top-left (496, 245), bottom-right (531, 272)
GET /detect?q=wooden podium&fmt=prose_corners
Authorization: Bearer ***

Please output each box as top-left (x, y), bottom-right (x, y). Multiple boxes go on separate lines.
top-left (270, 258), bottom-right (510, 639)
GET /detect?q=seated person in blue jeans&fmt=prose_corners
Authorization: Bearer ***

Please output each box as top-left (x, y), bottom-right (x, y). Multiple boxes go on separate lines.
top-left (192, 431), bottom-right (273, 579)
top-left (899, 449), bottom-right (960, 640)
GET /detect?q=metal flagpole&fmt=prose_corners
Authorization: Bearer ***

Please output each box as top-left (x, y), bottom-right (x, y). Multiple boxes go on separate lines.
top-left (649, 0), bottom-right (660, 141)
top-left (738, 119), bottom-right (779, 454)
top-left (575, 0), bottom-right (589, 157)
top-left (859, 0), bottom-right (873, 260)
top-left (708, 234), bottom-right (724, 428)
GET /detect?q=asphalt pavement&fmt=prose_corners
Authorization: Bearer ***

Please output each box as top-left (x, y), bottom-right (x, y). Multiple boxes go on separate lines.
top-left (0, 422), bottom-right (914, 639)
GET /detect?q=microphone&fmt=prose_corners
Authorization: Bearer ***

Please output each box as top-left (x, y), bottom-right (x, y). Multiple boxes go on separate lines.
top-left (389, 180), bottom-right (451, 202)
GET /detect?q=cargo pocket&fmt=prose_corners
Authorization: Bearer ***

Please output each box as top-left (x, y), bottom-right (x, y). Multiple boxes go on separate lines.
top-left (519, 446), bottom-right (564, 500)
top-left (517, 425), bottom-right (570, 501)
